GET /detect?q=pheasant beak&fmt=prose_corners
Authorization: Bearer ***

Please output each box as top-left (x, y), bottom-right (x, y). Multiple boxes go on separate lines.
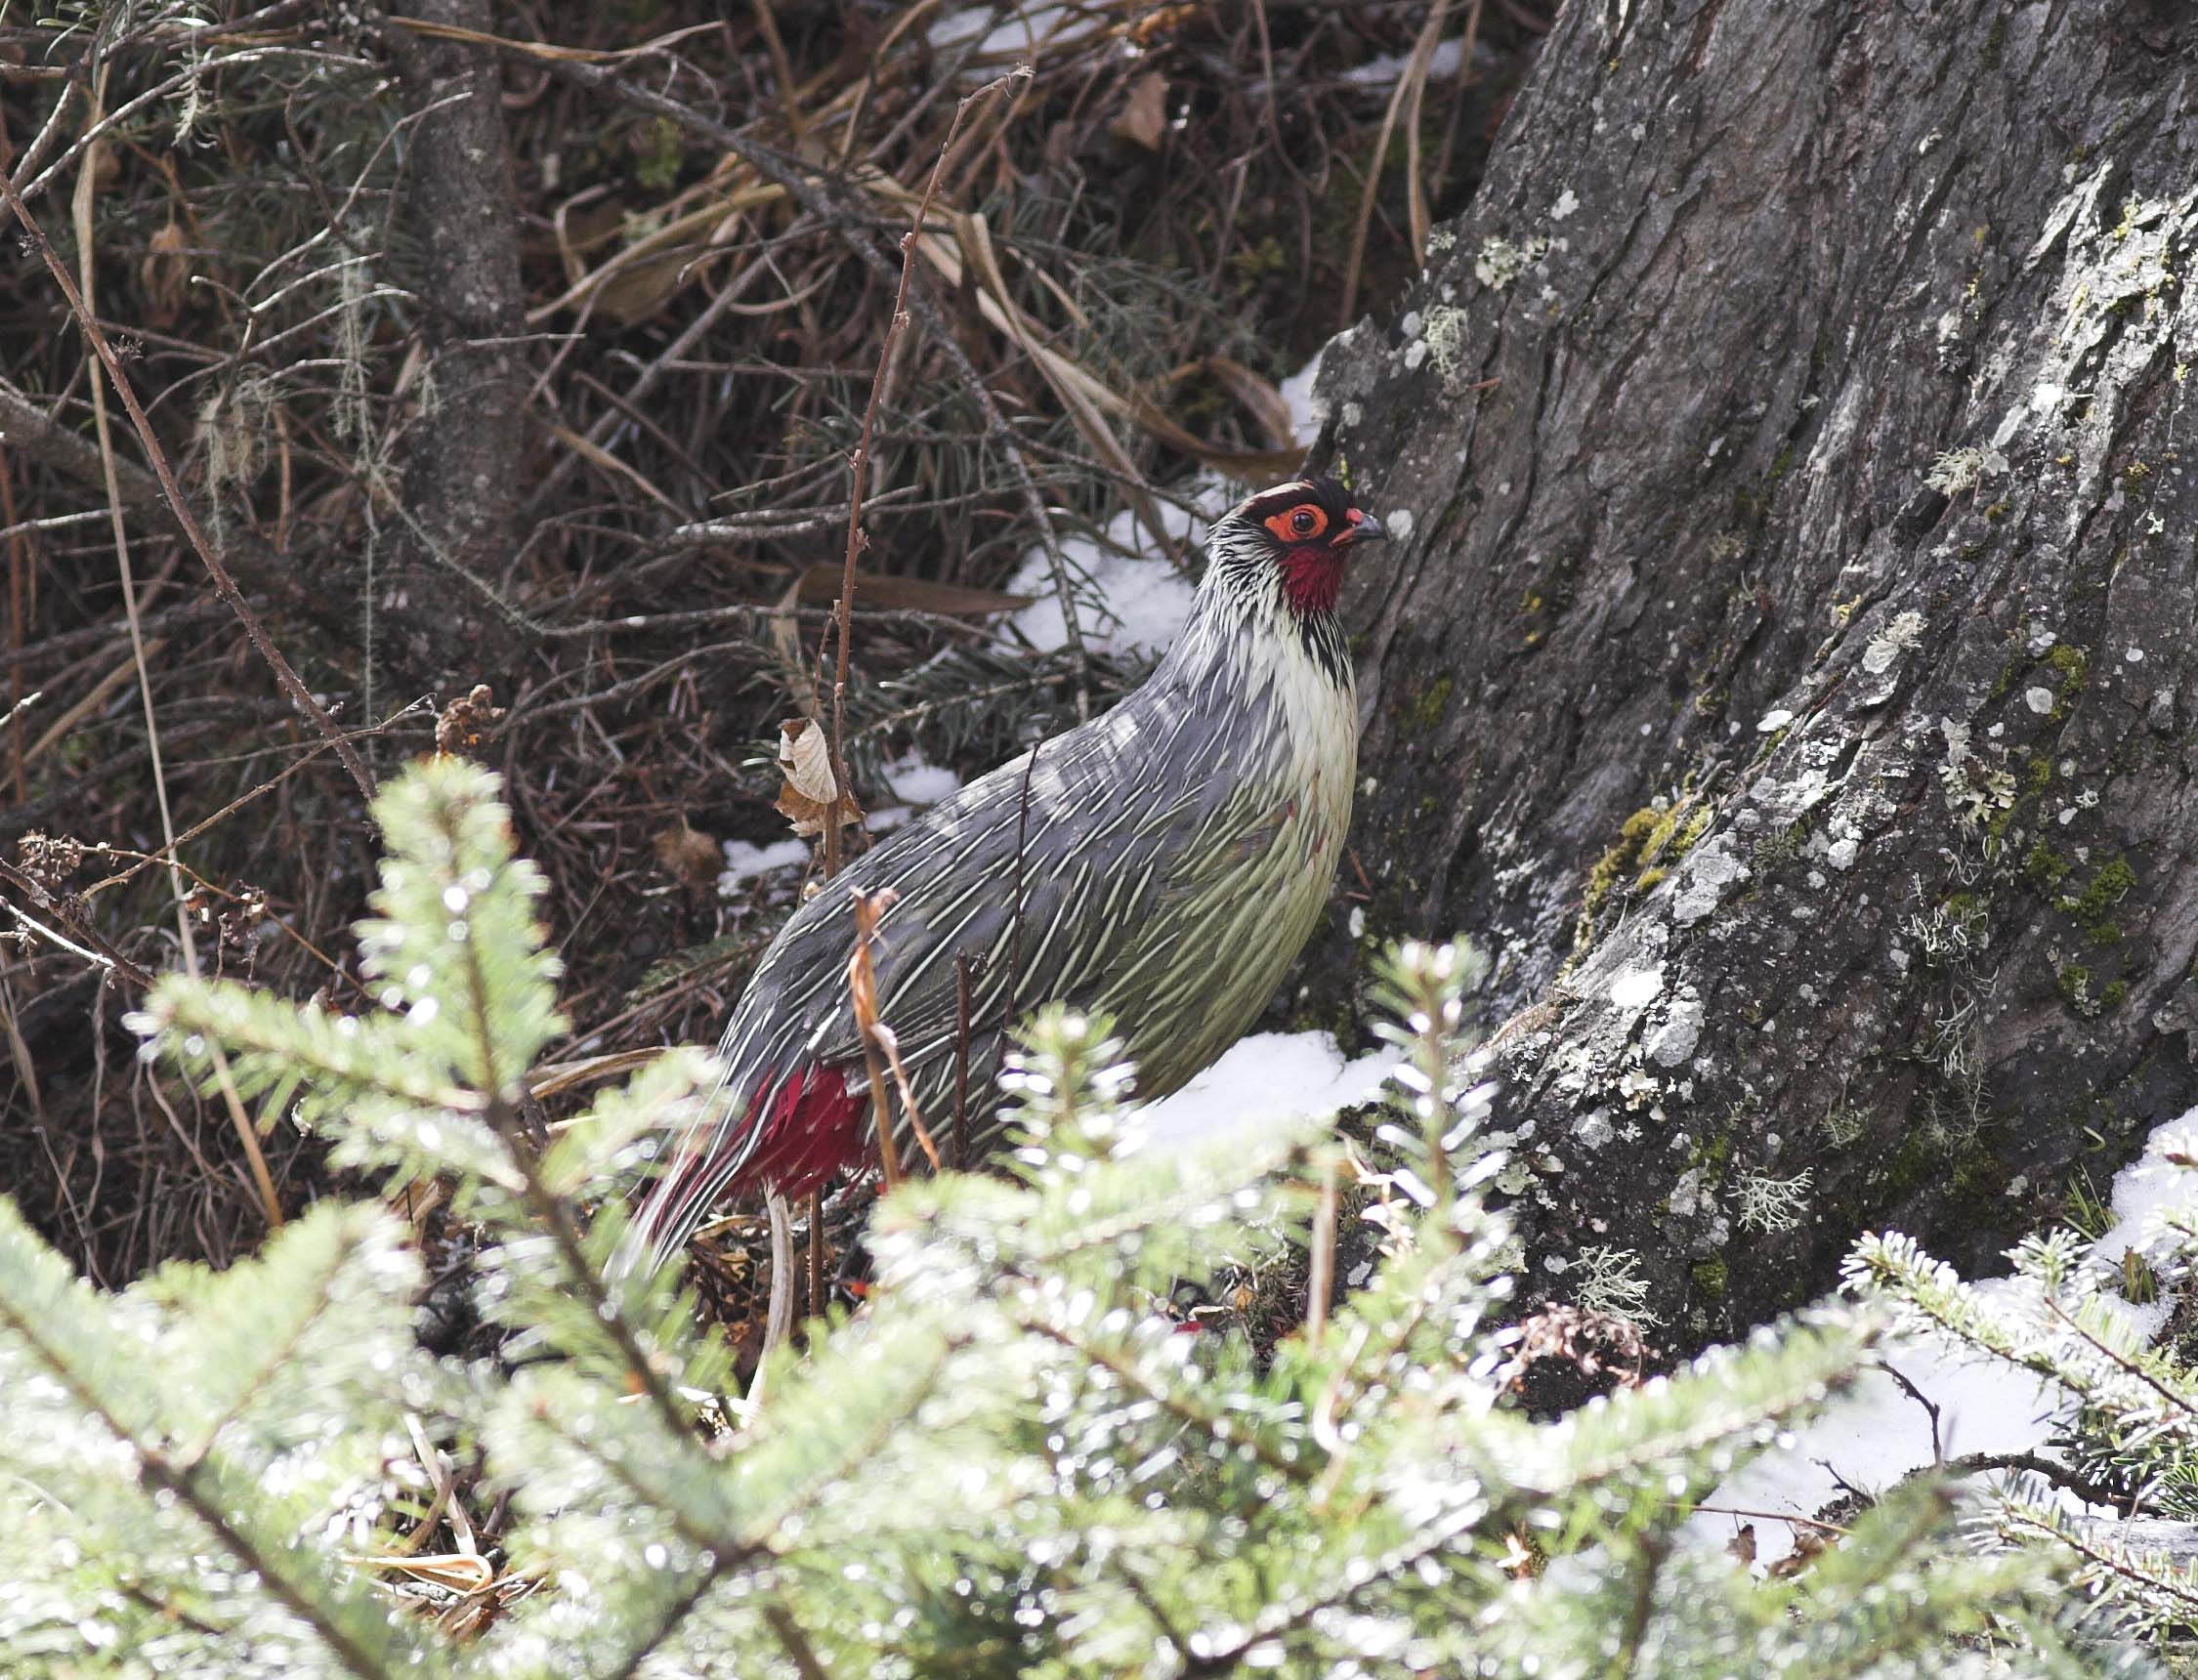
top-left (1334, 508), bottom-right (1388, 547)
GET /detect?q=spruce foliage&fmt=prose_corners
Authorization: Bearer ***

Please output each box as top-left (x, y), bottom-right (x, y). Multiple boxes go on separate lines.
top-left (0, 760), bottom-right (2154, 1675)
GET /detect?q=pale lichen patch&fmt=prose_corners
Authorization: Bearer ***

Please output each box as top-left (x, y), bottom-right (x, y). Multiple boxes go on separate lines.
top-left (1418, 304), bottom-right (1472, 391)
top-left (1862, 609), bottom-right (1926, 675)
top-left (1644, 991), bottom-right (1705, 1068)
top-left (1672, 835), bottom-right (1749, 925)
top-left (1474, 234), bottom-right (1548, 292)
top-left (1924, 444), bottom-right (2008, 495)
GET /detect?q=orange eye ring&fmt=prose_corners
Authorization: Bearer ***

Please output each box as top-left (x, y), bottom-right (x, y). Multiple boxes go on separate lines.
top-left (1264, 503), bottom-right (1328, 543)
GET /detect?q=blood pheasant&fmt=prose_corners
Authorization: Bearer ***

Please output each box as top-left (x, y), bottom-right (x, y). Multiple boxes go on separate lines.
top-left (636, 477), bottom-right (1386, 1260)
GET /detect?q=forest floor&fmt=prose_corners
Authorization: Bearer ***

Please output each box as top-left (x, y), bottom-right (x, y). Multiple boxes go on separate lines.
top-left (0, 3), bottom-right (1548, 1302)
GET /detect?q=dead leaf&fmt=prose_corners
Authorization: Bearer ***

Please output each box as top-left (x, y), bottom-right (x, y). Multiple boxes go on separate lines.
top-left (1128, 4), bottom-right (1198, 46)
top-left (774, 718), bottom-right (861, 837)
top-left (1111, 71), bottom-right (1169, 151)
top-left (1725, 1523), bottom-right (1756, 1568)
top-left (1178, 356), bottom-right (1297, 451)
top-left (653, 821), bottom-right (720, 893)
top-left (141, 220), bottom-right (189, 327)
top-left (348, 1551), bottom-right (497, 1594)
top-left (435, 684), bottom-right (506, 758)
top-left (592, 252), bottom-right (691, 324)
top-left (766, 571), bottom-right (808, 708)
top-left (1769, 1528), bottom-right (1830, 1577)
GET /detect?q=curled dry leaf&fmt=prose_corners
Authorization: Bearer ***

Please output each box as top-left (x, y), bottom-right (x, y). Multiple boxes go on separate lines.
top-left (774, 717), bottom-right (862, 837)
top-left (653, 821), bottom-right (721, 893)
top-left (141, 220), bottom-right (190, 327)
top-left (1110, 71), bottom-right (1169, 151)
top-left (436, 684), bottom-right (507, 758)
top-left (1725, 1523), bottom-right (1757, 1569)
top-left (1768, 1527), bottom-right (1831, 1577)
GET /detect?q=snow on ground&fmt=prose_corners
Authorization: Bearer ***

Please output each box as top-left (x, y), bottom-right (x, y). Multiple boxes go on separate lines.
top-left (1338, 35), bottom-right (1472, 89)
top-left (1008, 349), bottom-right (1330, 657)
top-left (1006, 489), bottom-right (1213, 656)
top-left (1277, 348), bottom-right (1327, 446)
top-left (1136, 1029), bottom-right (1400, 1152)
top-left (1694, 1114), bottom-right (2197, 1555)
top-left (927, 5), bottom-right (1104, 68)
top-left (882, 753), bottom-right (961, 806)
top-left (717, 836), bottom-right (811, 891)
top-left (717, 754), bottom-right (964, 897)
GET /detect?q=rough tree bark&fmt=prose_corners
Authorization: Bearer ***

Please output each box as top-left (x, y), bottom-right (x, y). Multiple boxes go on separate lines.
top-left (379, 0), bottom-right (529, 706)
top-left (1308, 0), bottom-right (2198, 1352)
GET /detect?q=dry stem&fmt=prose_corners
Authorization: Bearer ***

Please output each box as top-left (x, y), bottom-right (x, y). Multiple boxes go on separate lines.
top-left (820, 65), bottom-right (1030, 876)
top-left (0, 144), bottom-right (378, 811)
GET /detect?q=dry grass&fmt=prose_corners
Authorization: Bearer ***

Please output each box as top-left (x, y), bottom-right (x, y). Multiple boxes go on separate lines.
top-left (0, 0), bottom-right (1546, 1283)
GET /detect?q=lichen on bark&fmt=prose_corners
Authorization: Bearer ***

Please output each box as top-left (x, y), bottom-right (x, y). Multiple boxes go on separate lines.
top-left (1302, 0), bottom-right (2198, 1353)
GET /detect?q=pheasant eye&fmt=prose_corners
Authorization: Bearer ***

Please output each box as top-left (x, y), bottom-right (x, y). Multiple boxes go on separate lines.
top-left (1261, 500), bottom-right (1329, 544)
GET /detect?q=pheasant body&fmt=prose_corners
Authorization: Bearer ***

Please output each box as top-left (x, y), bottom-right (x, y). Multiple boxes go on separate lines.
top-left (637, 478), bottom-right (1385, 1257)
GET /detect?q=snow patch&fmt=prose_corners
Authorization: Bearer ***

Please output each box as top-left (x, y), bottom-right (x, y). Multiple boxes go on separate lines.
top-left (1006, 348), bottom-right (1332, 658)
top-left (1007, 488), bottom-right (1213, 656)
top-left (718, 836), bottom-right (811, 892)
top-left (928, 5), bottom-right (1100, 66)
top-left (883, 753), bottom-right (960, 807)
top-left (1138, 1030), bottom-right (1400, 1152)
top-left (1277, 351), bottom-right (1328, 447)
top-left (1339, 35), bottom-right (1470, 88)
top-left (1696, 1115), bottom-right (2197, 1555)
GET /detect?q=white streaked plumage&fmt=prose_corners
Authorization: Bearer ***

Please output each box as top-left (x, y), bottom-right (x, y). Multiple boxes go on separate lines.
top-left (628, 477), bottom-right (1384, 1264)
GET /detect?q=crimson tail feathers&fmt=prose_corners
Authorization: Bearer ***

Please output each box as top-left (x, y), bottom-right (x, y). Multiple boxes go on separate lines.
top-left (613, 1062), bottom-right (867, 1278)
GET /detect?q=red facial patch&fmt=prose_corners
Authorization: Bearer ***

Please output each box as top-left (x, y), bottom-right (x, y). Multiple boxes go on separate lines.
top-left (1278, 548), bottom-right (1346, 616)
top-left (1263, 502), bottom-right (1328, 544)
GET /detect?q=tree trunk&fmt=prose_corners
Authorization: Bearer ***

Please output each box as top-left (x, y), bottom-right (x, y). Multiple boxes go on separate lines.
top-left (1310, 0), bottom-right (2198, 1353)
top-left (380, 0), bottom-right (529, 708)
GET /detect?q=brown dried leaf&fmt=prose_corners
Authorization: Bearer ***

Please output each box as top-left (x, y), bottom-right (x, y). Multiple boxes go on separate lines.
top-left (1768, 1528), bottom-right (1830, 1577)
top-left (774, 718), bottom-right (861, 837)
top-left (1725, 1523), bottom-right (1757, 1568)
top-left (436, 685), bottom-right (507, 759)
top-left (1110, 71), bottom-right (1169, 151)
top-left (1127, 4), bottom-right (1198, 46)
top-left (141, 220), bottom-right (190, 327)
top-left (653, 821), bottom-right (720, 893)
top-left (593, 252), bottom-right (690, 325)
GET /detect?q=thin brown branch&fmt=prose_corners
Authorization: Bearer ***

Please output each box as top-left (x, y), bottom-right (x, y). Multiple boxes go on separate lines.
top-left (441, 828), bottom-right (694, 1440)
top-left (847, 888), bottom-right (904, 1191)
top-left (1690, 1501), bottom-right (1851, 1536)
top-left (0, 147), bottom-right (378, 810)
top-left (761, 1604), bottom-right (834, 1680)
top-left (1305, 1154), bottom-right (1337, 1349)
top-left (0, 857), bottom-right (157, 989)
top-left (1946, 1449), bottom-right (2145, 1515)
top-left (73, 73), bottom-right (282, 1237)
top-left (821, 66), bottom-right (1028, 877)
top-left (1338, 0), bottom-right (1453, 330)
top-left (806, 1188), bottom-right (824, 1319)
top-left (496, 41), bottom-right (1092, 707)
